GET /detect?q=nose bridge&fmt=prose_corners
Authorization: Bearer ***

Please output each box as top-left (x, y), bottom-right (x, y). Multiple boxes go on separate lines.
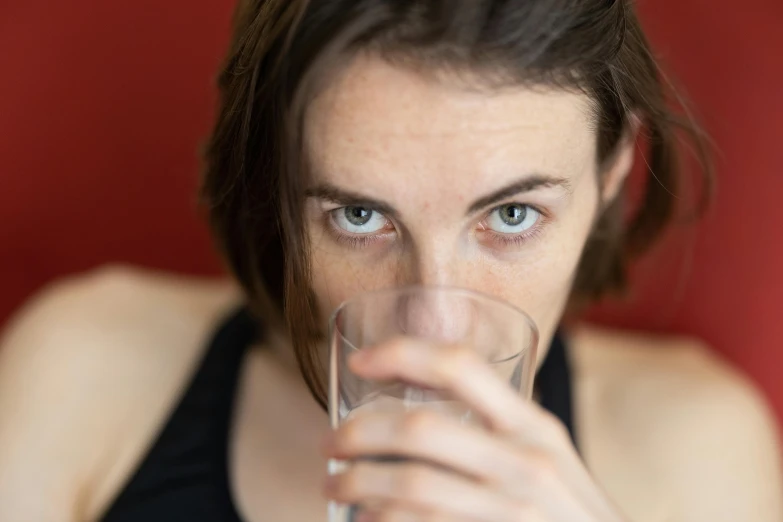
top-left (392, 193), bottom-right (470, 288)
top-left (411, 238), bottom-right (460, 288)
top-left (395, 239), bottom-right (476, 342)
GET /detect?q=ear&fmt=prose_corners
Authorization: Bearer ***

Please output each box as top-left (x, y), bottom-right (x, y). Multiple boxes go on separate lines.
top-left (601, 114), bottom-right (642, 205)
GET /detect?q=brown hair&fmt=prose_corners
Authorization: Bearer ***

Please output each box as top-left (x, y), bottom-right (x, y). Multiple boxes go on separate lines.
top-left (202, 0), bottom-right (711, 406)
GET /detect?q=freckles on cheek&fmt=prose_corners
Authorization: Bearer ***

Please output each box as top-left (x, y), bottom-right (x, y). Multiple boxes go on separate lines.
top-left (310, 248), bottom-right (402, 317)
top-left (474, 251), bottom-right (578, 337)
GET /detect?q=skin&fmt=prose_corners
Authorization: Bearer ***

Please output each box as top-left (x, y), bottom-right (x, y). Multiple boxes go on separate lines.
top-left (305, 56), bottom-right (610, 349)
top-left (0, 54), bottom-right (781, 521)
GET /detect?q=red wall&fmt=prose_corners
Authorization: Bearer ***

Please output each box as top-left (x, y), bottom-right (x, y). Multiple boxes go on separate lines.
top-left (1, 1), bottom-right (782, 424)
top-left (588, 1), bottom-right (783, 424)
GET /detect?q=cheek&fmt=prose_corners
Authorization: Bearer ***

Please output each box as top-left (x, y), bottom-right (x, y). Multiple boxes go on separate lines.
top-left (473, 188), bottom-right (599, 344)
top-left (470, 242), bottom-right (581, 347)
top-left (311, 235), bottom-right (587, 345)
top-left (309, 232), bottom-right (402, 327)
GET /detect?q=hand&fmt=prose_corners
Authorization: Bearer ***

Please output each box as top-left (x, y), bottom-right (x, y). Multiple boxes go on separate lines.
top-left (321, 337), bottom-right (628, 522)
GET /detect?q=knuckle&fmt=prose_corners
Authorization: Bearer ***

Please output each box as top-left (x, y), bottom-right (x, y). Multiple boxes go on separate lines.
top-left (549, 419), bottom-right (571, 444)
top-left (336, 471), bottom-right (361, 497)
top-left (396, 466), bottom-right (431, 499)
top-left (436, 343), bottom-right (476, 380)
top-left (505, 450), bottom-right (532, 477)
top-left (399, 409), bottom-right (439, 442)
top-left (375, 510), bottom-right (408, 522)
top-left (386, 338), bottom-right (411, 363)
top-left (339, 419), bottom-right (364, 448)
top-left (338, 463), bottom-right (371, 497)
top-left (450, 343), bottom-right (478, 366)
top-left (526, 450), bottom-right (559, 487)
top-left (375, 510), bottom-right (413, 522)
top-left (511, 503), bottom-right (543, 522)
top-left (537, 409), bottom-right (571, 445)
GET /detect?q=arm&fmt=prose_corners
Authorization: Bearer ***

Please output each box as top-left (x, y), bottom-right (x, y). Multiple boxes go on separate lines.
top-left (0, 267), bottom-right (240, 521)
top-left (0, 277), bottom-right (110, 521)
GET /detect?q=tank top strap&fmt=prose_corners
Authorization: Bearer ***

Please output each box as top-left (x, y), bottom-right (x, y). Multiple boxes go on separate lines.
top-left (536, 331), bottom-right (578, 448)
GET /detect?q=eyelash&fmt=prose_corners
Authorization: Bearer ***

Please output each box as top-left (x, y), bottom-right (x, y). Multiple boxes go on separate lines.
top-left (483, 220), bottom-right (545, 247)
top-left (326, 204), bottom-right (548, 249)
top-left (325, 212), bottom-right (393, 248)
top-left (333, 232), bottom-right (387, 249)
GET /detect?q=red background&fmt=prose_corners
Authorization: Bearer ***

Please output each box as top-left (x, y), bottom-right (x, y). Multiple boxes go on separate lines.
top-left (1, 1), bottom-right (782, 424)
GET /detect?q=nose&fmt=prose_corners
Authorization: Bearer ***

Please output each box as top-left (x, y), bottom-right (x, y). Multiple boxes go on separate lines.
top-left (396, 288), bottom-right (474, 342)
top-left (393, 244), bottom-right (474, 342)
top-left (400, 241), bottom-right (461, 288)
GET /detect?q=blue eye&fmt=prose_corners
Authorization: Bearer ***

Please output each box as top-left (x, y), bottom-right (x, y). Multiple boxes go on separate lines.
top-left (332, 206), bottom-right (390, 234)
top-left (486, 204), bottom-right (540, 234)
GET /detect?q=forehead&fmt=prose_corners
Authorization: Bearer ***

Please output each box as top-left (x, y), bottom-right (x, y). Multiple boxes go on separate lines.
top-left (304, 53), bottom-right (596, 193)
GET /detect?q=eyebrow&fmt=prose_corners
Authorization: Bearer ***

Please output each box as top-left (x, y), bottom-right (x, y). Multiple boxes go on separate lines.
top-left (466, 175), bottom-right (572, 214)
top-left (305, 174), bottom-right (572, 217)
top-left (305, 184), bottom-right (401, 220)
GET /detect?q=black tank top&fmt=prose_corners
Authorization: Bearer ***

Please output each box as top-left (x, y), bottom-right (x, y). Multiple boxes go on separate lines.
top-left (100, 308), bottom-right (577, 522)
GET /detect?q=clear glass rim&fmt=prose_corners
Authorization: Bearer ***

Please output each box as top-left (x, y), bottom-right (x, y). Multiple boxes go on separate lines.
top-left (328, 284), bottom-right (539, 362)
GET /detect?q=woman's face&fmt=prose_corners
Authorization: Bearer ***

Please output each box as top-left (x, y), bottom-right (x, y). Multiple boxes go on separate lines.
top-left (303, 54), bottom-right (625, 352)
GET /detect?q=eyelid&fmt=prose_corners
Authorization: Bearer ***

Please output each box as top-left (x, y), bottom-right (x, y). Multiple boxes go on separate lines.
top-left (317, 199), bottom-right (349, 212)
top-left (480, 201), bottom-right (548, 222)
top-left (315, 197), bottom-right (399, 221)
top-left (477, 203), bottom-right (548, 247)
top-left (484, 224), bottom-right (545, 248)
top-left (326, 205), bottom-right (396, 244)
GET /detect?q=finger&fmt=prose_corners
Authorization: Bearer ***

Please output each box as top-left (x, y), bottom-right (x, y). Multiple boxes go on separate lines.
top-left (326, 460), bottom-right (529, 522)
top-left (358, 504), bottom-right (490, 522)
top-left (327, 410), bottom-right (584, 513)
top-left (349, 337), bottom-right (545, 435)
top-left (326, 410), bottom-right (539, 485)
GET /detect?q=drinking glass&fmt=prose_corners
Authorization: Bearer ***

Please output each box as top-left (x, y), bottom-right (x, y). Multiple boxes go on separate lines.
top-left (328, 286), bottom-right (538, 522)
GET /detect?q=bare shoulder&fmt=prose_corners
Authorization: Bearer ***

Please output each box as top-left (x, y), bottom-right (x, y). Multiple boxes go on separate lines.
top-left (571, 324), bottom-right (783, 522)
top-left (569, 324), bottom-right (778, 434)
top-left (0, 265), bottom-right (242, 521)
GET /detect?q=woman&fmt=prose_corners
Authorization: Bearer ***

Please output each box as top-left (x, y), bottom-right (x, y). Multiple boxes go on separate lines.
top-left (0, 0), bottom-right (781, 521)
